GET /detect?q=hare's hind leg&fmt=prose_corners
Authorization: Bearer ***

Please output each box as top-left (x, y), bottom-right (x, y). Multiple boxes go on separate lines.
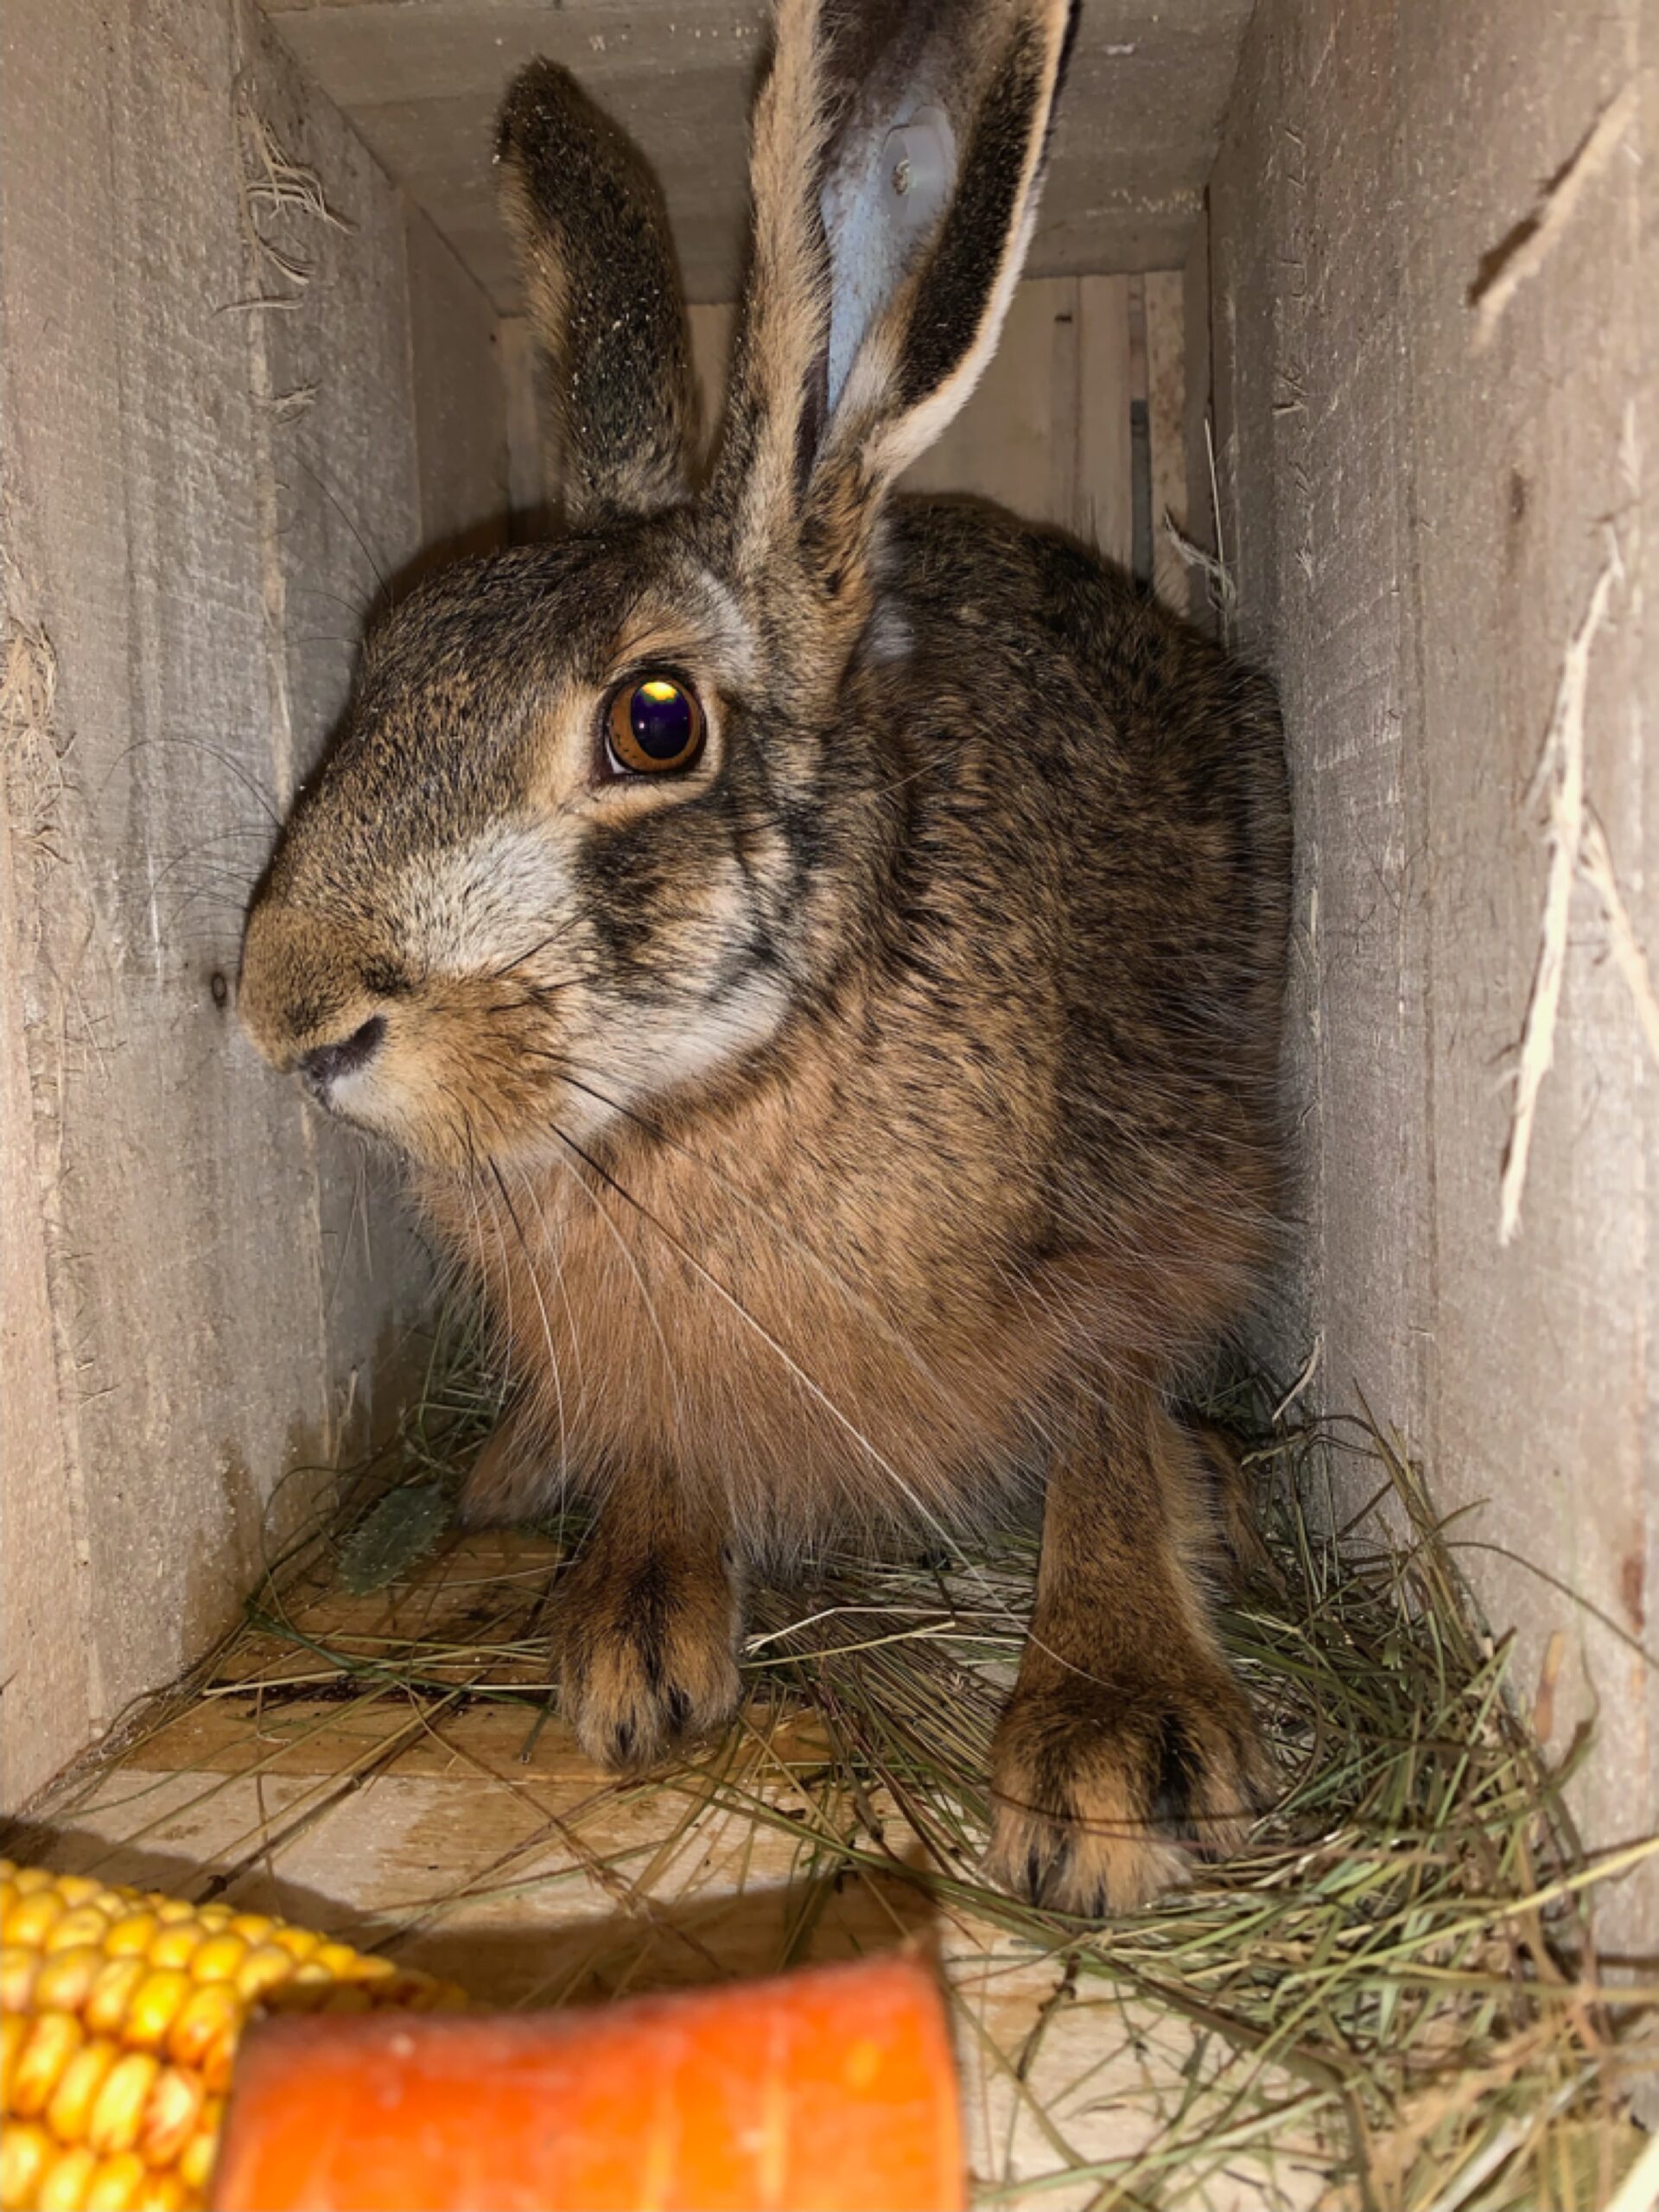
top-left (987, 1383), bottom-right (1272, 1916)
top-left (557, 1471), bottom-right (744, 1770)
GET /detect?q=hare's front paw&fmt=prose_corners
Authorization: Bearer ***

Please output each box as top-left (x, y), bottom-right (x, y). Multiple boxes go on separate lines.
top-left (986, 1666), bottom-right (1269, 1917)
top-left (557, 1538), bottom-right (742, 1770)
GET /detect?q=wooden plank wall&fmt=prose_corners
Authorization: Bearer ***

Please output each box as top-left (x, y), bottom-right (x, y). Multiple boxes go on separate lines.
top-left (505, 276), bottom-right (1191, 585)
top-left (0, 0), bottom-right (506, 1807)
top-left (257, 0), bottom-right (1254, 310)
top-left (1204, 0), bottom-right (1657, 1933)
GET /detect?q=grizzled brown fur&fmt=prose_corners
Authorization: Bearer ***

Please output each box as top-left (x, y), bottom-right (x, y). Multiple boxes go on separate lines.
top-left (239, 0), bottom-right (1292, 1915)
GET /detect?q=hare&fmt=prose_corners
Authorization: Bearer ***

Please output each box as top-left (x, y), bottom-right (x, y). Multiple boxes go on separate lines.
top-left (238, 0), bottom-right (1291, 1915)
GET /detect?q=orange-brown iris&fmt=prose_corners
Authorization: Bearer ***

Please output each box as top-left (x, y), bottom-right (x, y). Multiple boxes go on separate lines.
top-left (606, 677), bottom-right (706, 775)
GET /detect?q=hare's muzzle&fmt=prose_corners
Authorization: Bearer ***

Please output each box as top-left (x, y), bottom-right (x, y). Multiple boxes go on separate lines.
top-left (238, 898), bottom-right (385, 1108)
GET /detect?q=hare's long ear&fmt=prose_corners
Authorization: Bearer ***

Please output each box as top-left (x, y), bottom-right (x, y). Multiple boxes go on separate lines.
top-left (498, 64), bottom-right (698, 524)
top-left (711, 0), bottom-right (1074, 597)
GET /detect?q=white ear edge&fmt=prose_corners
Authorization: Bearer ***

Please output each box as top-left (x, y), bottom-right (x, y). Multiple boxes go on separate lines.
top-left (853, 177), bottom-right (1041, 486)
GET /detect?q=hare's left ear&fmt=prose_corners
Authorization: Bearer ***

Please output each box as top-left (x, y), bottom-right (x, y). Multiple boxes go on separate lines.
top-left (712, 0), bottom-right (1075, 597)
top-left (498, 63), bottom-right (699, 525)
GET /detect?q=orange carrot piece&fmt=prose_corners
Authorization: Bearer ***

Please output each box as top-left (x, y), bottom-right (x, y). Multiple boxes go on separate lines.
top-left (209, 1956), bottom-right (964, 2211)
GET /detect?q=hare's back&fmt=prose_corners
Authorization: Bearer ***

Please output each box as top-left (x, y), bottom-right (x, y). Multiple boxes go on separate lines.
top-left (884, 499), bottom-right (1292, 1084)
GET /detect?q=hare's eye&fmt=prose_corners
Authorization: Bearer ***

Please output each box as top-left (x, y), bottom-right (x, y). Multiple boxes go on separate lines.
top-left (604, 677), bottom-right (705, 777)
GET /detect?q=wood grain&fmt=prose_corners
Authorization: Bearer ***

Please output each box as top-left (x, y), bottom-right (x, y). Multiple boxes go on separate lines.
top-left (1205, 0), bottom-right (1658, 1947)
top-left (0, 0), bottom-right (501, 1808)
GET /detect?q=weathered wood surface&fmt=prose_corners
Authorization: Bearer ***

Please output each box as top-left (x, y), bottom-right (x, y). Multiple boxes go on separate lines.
top-left (0, 0), bottom-right (504, 1807)
top-left (260, 0), bottom-right (1255, 307)
top-left (1206, 0), bottom-right (1658, 1928)
top-left (406, 206), bottom-right (512, 567)
top-left (1143, 271), bottom-right (1189, 608)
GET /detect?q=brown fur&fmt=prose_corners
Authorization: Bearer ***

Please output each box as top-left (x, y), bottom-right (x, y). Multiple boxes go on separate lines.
top-left (238, 0), bottom-right (1292, 1915)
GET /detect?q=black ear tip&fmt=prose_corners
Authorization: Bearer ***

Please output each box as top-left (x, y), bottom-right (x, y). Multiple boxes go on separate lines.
top-left (495, 58), bottom-right (583, 164)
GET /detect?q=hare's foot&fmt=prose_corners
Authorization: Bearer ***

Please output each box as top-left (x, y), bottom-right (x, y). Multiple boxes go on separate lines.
top-left (986, 1662), bottom-right (1268, 1916)
top-left (986, 1382), bottom-right (1272, 1916)
top-left (557, 1510), bottom-right (741, 1770)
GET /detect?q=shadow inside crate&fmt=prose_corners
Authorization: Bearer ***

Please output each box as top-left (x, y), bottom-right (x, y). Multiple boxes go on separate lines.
top-left (391, 1864), bottom-right (942, 2009)
top-left (2, 1805), bottom-right (938, 2013)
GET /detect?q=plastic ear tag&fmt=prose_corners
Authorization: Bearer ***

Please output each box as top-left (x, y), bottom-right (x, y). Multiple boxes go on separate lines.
top-left (881, 108), bottom-right (950, 235)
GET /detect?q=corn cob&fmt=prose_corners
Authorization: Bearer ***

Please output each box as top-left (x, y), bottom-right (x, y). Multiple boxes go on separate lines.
top-left (1, 1862), bottom-right (466, 2212)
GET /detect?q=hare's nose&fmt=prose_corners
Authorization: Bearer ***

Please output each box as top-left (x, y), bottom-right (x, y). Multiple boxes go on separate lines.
top-left (298, 1015), bottom-right (385, 1094)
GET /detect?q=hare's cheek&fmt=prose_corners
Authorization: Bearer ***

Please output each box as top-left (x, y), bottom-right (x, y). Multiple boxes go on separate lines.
top-left (574, 833), bottom-right (738, 997)
top-left (397, 824), bottom-right (575, 982)
top-left (604, 964), bottom-right (791, 1102)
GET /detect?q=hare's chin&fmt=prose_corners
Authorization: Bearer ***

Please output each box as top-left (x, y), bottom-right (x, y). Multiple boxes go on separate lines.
top-left (300, 1074), bottom-right (394, 1144)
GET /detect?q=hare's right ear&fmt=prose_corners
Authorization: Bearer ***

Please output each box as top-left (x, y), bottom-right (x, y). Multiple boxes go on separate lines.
top-left (498, 64), bottom-right (698, 525)
top-left (711, 0), bottom-right (1075, 611)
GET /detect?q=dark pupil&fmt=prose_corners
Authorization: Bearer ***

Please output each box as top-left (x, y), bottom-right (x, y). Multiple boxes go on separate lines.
top-left (630, 683), bottom-right (692, 760)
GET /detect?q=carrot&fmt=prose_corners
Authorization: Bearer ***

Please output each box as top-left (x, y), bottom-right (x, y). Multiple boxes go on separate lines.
top-left (208, 1955), bottom-right (964, 2211)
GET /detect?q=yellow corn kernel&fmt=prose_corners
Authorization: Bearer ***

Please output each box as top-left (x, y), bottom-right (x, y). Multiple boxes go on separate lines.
top-left (143, 1926), bottom-right (201, 1974)
top-left (3, 1860), bottom-right (462, 2209)
top-left (313, 1940), bottom-right (372, 1980)
top-left (197, 2028), bottom-right (239, 2098)
top-left (53, 1878), bottom-right (104, 1910)
top-left (37, 1945), bottom-right (109, 2014)
top-left (84, 2153), bottom-right (149, 2212)
top-left (47, 2037), bottom-right (119, 2145)
top-left (46, 1908), bottom-right (116, 1956)
top-left (1, 2010), bottom-right (28, 2099)
top-left (102, 1914), bottom-right (159, 1961)
top-left (177, 2107), bottom-right (221, 2196)
top-left (262, 1963), bottom-right (330, 2017)
top-left (39, 2147), bottom-right (100, 2212)
top-left (131, 2177), bottom-right (188, 2212)
top-left (186, 1933), bottom-right (246, 1986)
top-left (12, 2012), bottom-right (86, 2117)
top-left (234, 1944), bottom-right (296, 2000)
top-left (164, 1982), bottom-right (240, 2073)
top-left (139, 2067), bottom-right (204, 2167)
top-left (123, 1971), bottom-right (190, 2053)
top-left (0, 1944), bottom-right (39, 2012)
top-left (3, 1888), bottom-right (67, 1947)
top-left (86, 2050), bottom-right (162, 2158)
top-left (0, 2119), bottom-right (52, 2212)
top-left (84, 1958), bottom-right (147, 2039)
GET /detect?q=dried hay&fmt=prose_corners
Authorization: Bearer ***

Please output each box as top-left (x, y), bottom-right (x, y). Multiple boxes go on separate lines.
top-left (28, 1304), bottom-right (1659, 2209)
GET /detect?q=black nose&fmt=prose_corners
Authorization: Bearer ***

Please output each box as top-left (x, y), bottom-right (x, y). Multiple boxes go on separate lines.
top-left (298, 1015), bottom-right (385, 1092)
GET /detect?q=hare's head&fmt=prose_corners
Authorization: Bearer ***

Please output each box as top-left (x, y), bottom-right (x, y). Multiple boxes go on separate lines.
top-left (239, 0), bottom-right (1074, 1172)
